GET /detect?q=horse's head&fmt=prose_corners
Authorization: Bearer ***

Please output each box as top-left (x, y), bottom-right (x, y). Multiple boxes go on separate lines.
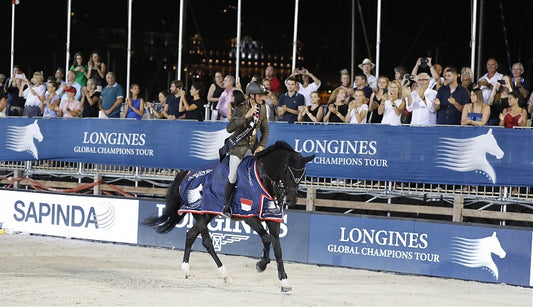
top-left (31, 119), bottom-right (44, 142)
top-left (486, 231), bottom-right (506, 259)
top-left (257, 141), bottom-right (314, 207)
top-left (483, 129), bottom-right (504, 160)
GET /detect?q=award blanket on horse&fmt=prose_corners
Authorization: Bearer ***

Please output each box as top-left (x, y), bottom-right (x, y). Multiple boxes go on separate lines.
top-left (177, 156), bottom-right (283, 222)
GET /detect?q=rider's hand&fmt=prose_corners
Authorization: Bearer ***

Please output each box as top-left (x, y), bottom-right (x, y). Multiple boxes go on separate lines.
top-left (254, 146), bottom-right (264, 155)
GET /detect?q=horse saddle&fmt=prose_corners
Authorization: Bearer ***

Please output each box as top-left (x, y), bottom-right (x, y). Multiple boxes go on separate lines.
top-left (177, 156), bottom-right (283, 221)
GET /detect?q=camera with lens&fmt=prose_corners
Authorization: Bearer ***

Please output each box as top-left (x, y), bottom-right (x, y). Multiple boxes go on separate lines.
top-left (497, 80), bottom-right (506, 85)
top-left (405, 75), bottom-right (415, 80)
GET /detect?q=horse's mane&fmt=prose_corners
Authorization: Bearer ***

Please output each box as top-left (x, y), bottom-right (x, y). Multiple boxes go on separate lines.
top-left (256, 141), bottom-right (294, 160)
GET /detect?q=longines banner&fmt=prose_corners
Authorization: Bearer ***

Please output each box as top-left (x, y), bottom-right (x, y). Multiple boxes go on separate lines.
top-left (307, 213), bottom-right (532, 287)
top-left (137, 200), bottom-right (311, 263)
top-left (0, 118), bottom-right (531, 186)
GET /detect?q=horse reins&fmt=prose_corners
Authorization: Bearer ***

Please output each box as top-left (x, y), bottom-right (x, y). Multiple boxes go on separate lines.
top-left (265, 164), bottom-right (307, 207)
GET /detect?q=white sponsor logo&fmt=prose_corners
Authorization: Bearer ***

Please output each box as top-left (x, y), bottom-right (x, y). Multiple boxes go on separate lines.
top-left (450, 232), bottom-right (506, 279)
top-left (6, 119), bottom-right (43, 159)
top-left (190, 129), bottom-right (231, 160)
top-left (436, 129), bottom-right (504, 184)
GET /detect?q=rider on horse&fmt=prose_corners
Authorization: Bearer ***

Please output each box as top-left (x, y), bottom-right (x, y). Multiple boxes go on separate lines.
top-left (221, 82), bottom-right (270, 218)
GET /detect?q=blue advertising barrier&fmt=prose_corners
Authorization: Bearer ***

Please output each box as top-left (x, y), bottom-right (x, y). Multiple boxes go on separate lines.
top-left (137, 200), bottom-right (310, 263)
top-left (0, 118), bottom-right (531, 186)
top-left (307, 213), bottom-right (532, 287)
top-left (136, 199), bottom-right (532, 287)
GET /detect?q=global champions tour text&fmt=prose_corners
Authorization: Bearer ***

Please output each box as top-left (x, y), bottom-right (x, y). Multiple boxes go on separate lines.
top-left (73, 132), bottom-right (154, 156)
top-left (327, 227), bottom-right (440, 263)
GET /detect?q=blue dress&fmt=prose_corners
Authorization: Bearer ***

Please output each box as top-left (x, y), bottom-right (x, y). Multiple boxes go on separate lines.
top-left (126, 98), bottom-right (142, 120)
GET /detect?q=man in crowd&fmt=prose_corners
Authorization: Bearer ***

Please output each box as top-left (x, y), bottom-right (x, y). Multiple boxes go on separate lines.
top-left (510, 62), bottom-right (530, 104)
top-left (265, 65), bottom-right (281, 97)
top-left (359, 58), bottom-right (377, 89)
top-left (164, 80), bottom-right (185, 120)
top-left (478, 58), bottom-right (503, 103)
top-left (60, 70), bottom-right (81, 102)
top-left (216, 75), bottom-right (236, 121)
top-left (434, 67), bottom-right (469, 125)
top-left (353, 73), bottom-right (372, 103)
top-left (99, 72), bottom-right (123, 118)
top-left (277, 76), bottom-right (305, 123)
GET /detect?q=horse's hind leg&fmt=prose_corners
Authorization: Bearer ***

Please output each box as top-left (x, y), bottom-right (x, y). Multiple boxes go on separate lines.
top-left (266, 221), bottom-right (292, 294)
top-left (245, 217), bottom-right (271, 272)
top-left (196, 215), bottom-right (232, 283)
top-left (182, 223), bottom-right (200, 278)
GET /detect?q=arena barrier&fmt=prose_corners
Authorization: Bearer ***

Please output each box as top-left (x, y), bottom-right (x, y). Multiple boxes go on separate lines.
top-left (0, 189), bottom-right (531, 287)
top-left (0, 117), bottom-right (532, 187)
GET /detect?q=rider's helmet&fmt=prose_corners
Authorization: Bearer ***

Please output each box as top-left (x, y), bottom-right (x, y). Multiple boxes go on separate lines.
top-left (245, 82), bottom-right (269, 96)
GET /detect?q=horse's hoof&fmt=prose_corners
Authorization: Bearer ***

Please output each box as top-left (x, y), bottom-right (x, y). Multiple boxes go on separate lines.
top-left (256, 261), bottom-right (266, 273)
top-left (281, 286), bottom-right (293, 294)
top-left (219, 266), bottom-right (233, 284)
top-left (223, 276), bottom-right (234, 284)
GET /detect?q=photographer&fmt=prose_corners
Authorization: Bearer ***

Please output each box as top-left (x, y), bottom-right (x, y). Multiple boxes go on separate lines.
top-left (285, 67), bottom-right (321, 106)
top-left (411, 57), bottom-right (444, 91)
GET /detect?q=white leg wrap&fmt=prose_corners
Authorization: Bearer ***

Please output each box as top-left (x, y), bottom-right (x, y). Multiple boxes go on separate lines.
top-left (280, 278), bottom-right (289, 287)
top-left (218, 266), bottom-right (233, 283)
top-left (182, 262), bottom-right (191, 278)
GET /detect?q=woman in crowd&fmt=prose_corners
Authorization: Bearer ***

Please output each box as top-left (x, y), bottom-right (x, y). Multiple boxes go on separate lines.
top-left (328, 69), bottom-right (351, 103)
top-left (378, 80), bottom-right (405, 125)
top-left (145, 90), bottom-right (167, 119)
top-left (39, 79), bottom-right (61, 118)
top-left (499, 91), bottom-right (527, 128)
top-left (6, 75), bottom-right (27, 116)
top-left (23, 72), bottom-right (46, 117)
top-left (298, 91), bottom-right (324, 122)
top-left (487, 75), bottom-right (512, 126)
top-left (80, 78), bottom-right (100, 117)
top-left (460, 67), bottom-right (475, 92)
top-left (0, 88), bottom-right (6, 117)
top-left (87, 51), bottom-right (106, 92)
top-left (367, 76), bottom-right (389, 123)
top-left (58, 86), bottom-right (82, 118)
top-left (345, 89), bottom-right (368, 124)
top-left (323, 88), bottom-right (348, 123)
top-left (180, 81), bottom-right (205, 121)
top-left (262, 78), bottom-right (278, 121)
top-left (461, 88), bottom-right (490, 126)
top-left (69, 52), bottom-right (88, 87)
top-left (125, 84), bottom-right (145, 120)
top-left (207, 72), bottom-right (224, 119)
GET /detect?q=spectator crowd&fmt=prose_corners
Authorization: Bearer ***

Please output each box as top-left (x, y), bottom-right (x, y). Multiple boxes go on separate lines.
top-left (1, 51), bottom-right (532, 129)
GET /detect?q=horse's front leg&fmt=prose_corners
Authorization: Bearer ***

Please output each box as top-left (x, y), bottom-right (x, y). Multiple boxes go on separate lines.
top-left (196, 214), bottom-right (232, 283)
top-left (245, 217), bottom-right (271, 272)
top-left (266, 221), bottom-right (292, 294)
top-left (182, 221), bottom-right (200, 279)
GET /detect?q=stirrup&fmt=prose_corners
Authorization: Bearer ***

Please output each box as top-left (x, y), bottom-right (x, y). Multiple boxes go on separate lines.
top-left (221, 205), bottom-right (232, 218)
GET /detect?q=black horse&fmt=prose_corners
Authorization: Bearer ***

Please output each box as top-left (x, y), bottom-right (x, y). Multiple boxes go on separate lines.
top-left (144, 141), bottom-right (314, 293)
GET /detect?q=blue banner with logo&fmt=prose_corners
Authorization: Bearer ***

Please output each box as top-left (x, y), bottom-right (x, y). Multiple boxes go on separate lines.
top-left (0, 118), bottom-right (531, 186)
top-left (307, 213), bottom-right (532, 287)
top-left (137, 200), bottom-right (310, 263)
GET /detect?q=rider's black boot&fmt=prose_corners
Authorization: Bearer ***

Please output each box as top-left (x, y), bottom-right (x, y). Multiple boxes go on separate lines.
top-left (221, 180), bottom-right (235, 218)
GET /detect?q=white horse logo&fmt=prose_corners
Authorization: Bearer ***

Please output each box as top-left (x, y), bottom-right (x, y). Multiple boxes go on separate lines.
top-left (6, 119), bottom-right (44, 159)
top-left (436, 129), bottom-right (504, 184)
top-left (190, 129), bottom-right (231, 160)
top-left (449, 232), bottom-right (506, 280)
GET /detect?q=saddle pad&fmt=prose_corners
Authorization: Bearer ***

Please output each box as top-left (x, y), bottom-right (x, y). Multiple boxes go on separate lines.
top-left (178, 156), bottom-right (283, 222)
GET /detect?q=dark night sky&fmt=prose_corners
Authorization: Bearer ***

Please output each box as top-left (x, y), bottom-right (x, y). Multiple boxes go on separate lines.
top-left (1, 0), bottom-right (531, 98)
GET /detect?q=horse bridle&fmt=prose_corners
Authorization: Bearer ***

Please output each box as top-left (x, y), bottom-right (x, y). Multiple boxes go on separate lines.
top-left (266, 164), bottom-right (307, 207)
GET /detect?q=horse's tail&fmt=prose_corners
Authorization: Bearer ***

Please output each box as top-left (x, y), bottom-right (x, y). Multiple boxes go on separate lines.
top-left (143, 170), bottom-right (188, 234)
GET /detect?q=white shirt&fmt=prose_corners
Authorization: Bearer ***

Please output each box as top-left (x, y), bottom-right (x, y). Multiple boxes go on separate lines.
top-left (23, 84), bottom-right (46, 107)
top-left (406, 88), bottom-right (437, 126)
top-left (349, 104), bottom-right (368, 124)
top-left (298, 81), bottom-right (321, 106)
top-left (381, 98), bottom-right (403, 125)
top-left (479, 72), bottom-right (503, 103)
top-left (367, 75), bottom-right (378, 90)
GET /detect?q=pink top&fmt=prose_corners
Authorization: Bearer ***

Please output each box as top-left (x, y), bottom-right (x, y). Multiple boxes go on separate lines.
top-left (59, 99), bottom-right (82, 118)
top-left (216, 88), bottom-right (234, 118)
